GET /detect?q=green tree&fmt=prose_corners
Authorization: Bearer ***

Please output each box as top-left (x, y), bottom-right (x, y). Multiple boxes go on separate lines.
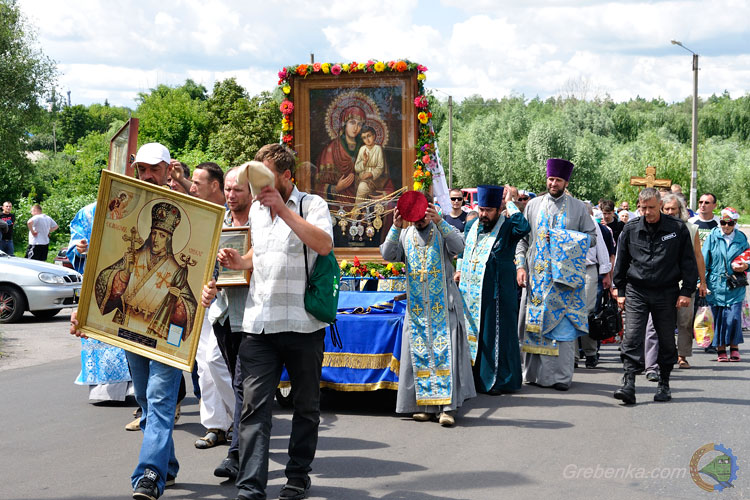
top-left (57, 104), bottom-right (94, 146)
top-left (0, 0), bottom-right (57, 203)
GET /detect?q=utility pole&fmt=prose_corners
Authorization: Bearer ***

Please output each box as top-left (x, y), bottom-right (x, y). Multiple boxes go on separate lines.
top-left (310, 53), bottom-right (314, 64)
top-left (448, 95), bottom-right (453, 189)
top-left (671, 40), bottom-right (699, 211)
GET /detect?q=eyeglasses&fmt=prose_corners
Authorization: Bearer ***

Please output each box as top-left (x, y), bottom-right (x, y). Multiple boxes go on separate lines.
top-left (720, 220), bottom-right (736, 226)
top-left (699, 200), bottom-right (714, 205)
top-left (518, 197), bottom-right (529, 201)
top-left (450, 197), bottom-right (463, 202)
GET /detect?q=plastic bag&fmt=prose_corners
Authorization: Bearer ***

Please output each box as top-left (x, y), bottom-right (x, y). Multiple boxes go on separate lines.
top-left (693, 297), bottom-right (714, 348)
top-left (742, 287), bottom-right (750, 330)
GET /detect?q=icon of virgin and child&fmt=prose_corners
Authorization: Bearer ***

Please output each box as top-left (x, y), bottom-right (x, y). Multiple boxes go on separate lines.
top-left (315, 91), bottom-right (397, 208)
top-left (94, 201), bottom-right (198, 343)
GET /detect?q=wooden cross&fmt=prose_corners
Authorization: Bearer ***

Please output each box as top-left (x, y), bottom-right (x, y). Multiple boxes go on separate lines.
top-left (630, 165), bottom-right (671, 189)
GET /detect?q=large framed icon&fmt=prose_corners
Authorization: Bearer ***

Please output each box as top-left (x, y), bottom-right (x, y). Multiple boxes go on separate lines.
top-left (216, 226), bottom-right (251, 287)
top-left (289, 71), bottom-right (417, 261)
top-left (108, 118), bottom-right (139, 177)
top-left (76, 170), bottom-right (224, 371)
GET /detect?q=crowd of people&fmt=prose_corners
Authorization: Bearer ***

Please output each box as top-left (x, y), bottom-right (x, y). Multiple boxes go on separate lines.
top-left (52, 142), bottom-right (746, 500)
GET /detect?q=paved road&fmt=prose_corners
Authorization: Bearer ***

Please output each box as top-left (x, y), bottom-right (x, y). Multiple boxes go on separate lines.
top-left (1, 313), bottom-right (748, 500)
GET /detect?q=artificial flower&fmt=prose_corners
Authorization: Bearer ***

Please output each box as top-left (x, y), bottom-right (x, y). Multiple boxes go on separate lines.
top-left (282, 134), bottom-right (293, 144)
top-left (331, 64), bottom-right (342, 75)
top-left (395, 60), bottom-right (407, 72)
top-left (417, 64), bottom-right (428, 73)
top-left (417, 73), bottom-right (426, 81)
top-left (353, 256), bottom-right (360, 267)
top-left (340, 259), bottom-right (348, 269)
top-left (386, 263), bottom-right (393, 270)
top-left (313, 62), bottom-right (322, 72)
top-left (414, 95), bottom-right (429, 108)
top-left (422, 154), bottom-right (430, 164)
top-left (321, 62), bottom-right (331, 74)
top-left (278, 68), bottom-right (288, 80)
top-left (413, 181), bottom-right (423, 191)
top-left (418, 111), bottom-right (428, 124)
top-left (357, 62), bottom-right (366, 71)
top-left (282, 84), bottom-right (291, 94)
top-left (370, 269), bottom-right (378, 277)
top-left (413, 169), bottom-right (423, 178)
top-left (374, 61), bottom-right (385, 72)
top-left (392, 267), bottom-right (399, 276)
top-left (342, 63), bottom-right (350, 72)
top-left (296, 64), bottom-right (308, 76)
top-left (280, 100), bottom-right (294, 115)
top-left (281, 118), bottom-right (293, 131)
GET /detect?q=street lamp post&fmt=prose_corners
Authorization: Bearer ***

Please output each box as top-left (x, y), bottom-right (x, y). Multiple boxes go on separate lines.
top-left (671, 40), bottom-right (699, 211)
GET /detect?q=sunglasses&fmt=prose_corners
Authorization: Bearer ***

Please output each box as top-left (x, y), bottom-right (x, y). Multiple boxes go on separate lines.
top-left (720, 220), bottom-right (736, 226)
top-left (518, 197), bottom-right (529, 201)
top-left (450, 197), bottom-right (463, 202)
top-left (699, 200), bottom-right (714, 205)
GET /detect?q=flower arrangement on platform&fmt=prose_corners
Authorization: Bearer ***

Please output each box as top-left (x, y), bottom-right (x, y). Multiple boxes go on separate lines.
top-left (276, 60), bottom-right (437, 194)
top-left (340, 257), bottom-right (405, 278)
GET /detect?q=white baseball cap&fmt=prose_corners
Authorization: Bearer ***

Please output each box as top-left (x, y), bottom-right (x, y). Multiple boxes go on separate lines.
top-left (134, 143), bottom-right (171, 166)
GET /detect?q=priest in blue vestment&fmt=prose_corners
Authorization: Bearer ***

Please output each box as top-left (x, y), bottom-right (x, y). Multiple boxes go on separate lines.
top-left (381, 191), bottom-right (476, 427)
top-left (516, 159), bottom-right (597, 391)
top-left (456, 185), bottom-right (530, 394)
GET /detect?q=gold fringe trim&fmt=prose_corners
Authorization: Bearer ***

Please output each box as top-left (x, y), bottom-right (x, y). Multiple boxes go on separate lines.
top-left (323, 352), bottom-right (393, 370)
top-left (525, 323), bottom-right (541, 333)
top-left (522, 345), bottom-right (560, 356)
top-left (320, 381), bottom-right (399, 392)
top-left (416, 398), bottom-right (452, 406)
top-left (389, 356), bottom-right (400, 375)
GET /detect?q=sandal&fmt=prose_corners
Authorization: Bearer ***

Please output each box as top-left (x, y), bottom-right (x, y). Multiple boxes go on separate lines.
top-left (678, 357), bottom-right (691, 369)
top-left (279, 477), bottom-right (311, 500)
top-left (195, 429), bottom-right (227, 449)
top-left (730, 349), bottom-right (741, 362)
top-left (717, 351), bottom-right (729, 362)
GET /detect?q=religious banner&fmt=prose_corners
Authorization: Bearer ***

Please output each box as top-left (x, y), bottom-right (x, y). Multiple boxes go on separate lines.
top-left (108, 118), bottom-right (139, 177)
top-left (75, 170), bottom-right (224, 371)
top-left (278, 60), bottom-right (441, 262)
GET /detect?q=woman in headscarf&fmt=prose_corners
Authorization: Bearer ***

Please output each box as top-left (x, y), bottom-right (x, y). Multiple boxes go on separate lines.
top-left (703, 207), bottom-right (749, 362)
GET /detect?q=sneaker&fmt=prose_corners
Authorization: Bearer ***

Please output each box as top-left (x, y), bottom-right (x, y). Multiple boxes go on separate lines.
top-left (645, 371), bottom-right (660, 382)
top-left (133, 469), bottom-right (159, 500)
top-left (585, 355), bottom-right (598, 369)
top-left (125, 416), bottom-right (142, 432)
top-left (165, 475), bottom-right (176, 487)
top-left (214, 455), bottom-right (239, 480)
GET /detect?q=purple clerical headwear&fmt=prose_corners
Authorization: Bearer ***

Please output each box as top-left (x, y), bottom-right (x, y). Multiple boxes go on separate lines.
top-left (546, 158), bottom-right (574, 181)
top-left (477, 185), bottom-right (504, 208)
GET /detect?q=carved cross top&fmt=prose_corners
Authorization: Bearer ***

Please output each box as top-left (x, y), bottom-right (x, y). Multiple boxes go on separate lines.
top-left (630, 165), bottom-right (671, 189)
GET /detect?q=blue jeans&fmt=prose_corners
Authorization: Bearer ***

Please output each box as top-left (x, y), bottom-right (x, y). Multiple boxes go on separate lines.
top-left (125, 351), bottom-right (182, 496)
top-left (0, 240), bottom-right (14, 255)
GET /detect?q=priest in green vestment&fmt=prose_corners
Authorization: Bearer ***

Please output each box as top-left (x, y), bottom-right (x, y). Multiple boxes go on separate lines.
top-left (381, 191), bottom-right (476, 427)
top-left (456, 185), bottom-right (530, 394)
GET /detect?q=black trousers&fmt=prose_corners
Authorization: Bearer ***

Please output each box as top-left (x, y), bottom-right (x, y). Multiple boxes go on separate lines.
top-left (213, 319), bottom-right (244, 455)
top-left (26, 244), bottom-right (48, 261)
top-left (621, 284), bottom-right (679, 374)
top-left (236, 330), bottom-right (325, 500)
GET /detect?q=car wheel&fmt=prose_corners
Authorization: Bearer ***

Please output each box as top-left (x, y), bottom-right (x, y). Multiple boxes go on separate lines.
top-left (0, 285), bottom-right (26, 323)
top-left (275, 386), bottom-right (293, 408)
top-left (31, 309), bottom-right (62, 320)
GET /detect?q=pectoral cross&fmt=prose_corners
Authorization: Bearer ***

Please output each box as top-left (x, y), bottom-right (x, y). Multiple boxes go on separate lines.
top-left (470, 256), bottom-right (481, 272)
top-left (155, 271), bottom-right (172, 288)
top-left (630, 165), bottom-right (671, 189)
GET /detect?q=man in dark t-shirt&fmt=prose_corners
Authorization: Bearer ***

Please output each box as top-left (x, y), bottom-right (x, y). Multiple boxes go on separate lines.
top-left (443, 188), bottom-right (468, 233)
top-left (1, 201), bottom-right (15, 255)
top-left (688, 192), bottom-right (719, 243)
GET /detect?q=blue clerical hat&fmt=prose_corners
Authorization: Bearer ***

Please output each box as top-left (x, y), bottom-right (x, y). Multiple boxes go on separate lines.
top-left (477, 185), bottom-right (503, 208)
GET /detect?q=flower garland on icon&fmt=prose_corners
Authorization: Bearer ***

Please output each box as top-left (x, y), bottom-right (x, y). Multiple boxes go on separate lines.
top-left (340, 257), bottom-right (405, 278)
top-left (277, 59), bottom-right (436, 194)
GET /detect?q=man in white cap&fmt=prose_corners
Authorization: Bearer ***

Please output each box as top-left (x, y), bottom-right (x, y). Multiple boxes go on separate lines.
top-left (71, 143), bottom-right (200, 500)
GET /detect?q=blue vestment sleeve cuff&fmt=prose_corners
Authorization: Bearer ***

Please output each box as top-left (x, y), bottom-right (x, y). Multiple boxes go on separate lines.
top-left (506, 201), bottom-right (520, 216)
top-left (437, 219), bottom-right (454, 237)
top-left (387, 226), bottom-right (401, 244)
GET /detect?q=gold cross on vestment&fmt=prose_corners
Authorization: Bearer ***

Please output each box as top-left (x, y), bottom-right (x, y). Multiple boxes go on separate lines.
top-left (155, 271), bottom-right (172, 288)
top-left (531, 295), bottom-right (542, 306)
top-left (412, 304), bottom-right (424, 316)
top-left (630, 165), bottom-right (671, 189)
top-left (429, 268), bottom-right (440, 279)
top-left (432, 303), bottom-right (443, 315)
top-left (534, 261), bottom-right (546, 275)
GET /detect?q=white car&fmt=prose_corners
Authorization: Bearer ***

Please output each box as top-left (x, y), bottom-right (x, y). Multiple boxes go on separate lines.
top-left (0, 250), bottom-right (82, 323)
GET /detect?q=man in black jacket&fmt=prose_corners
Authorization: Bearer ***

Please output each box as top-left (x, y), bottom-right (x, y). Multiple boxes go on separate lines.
top-left (612, 188), bottom-right (698, 404)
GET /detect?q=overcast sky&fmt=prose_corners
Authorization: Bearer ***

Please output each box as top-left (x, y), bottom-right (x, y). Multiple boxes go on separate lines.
top-left (18, 0), bottom-right (750, 108)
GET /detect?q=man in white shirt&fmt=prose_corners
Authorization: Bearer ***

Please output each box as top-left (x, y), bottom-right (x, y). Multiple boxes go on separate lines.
top-left (204, 143), bottom-right (333, 500)
top-left (26, 204), bottom-right (58, 261)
